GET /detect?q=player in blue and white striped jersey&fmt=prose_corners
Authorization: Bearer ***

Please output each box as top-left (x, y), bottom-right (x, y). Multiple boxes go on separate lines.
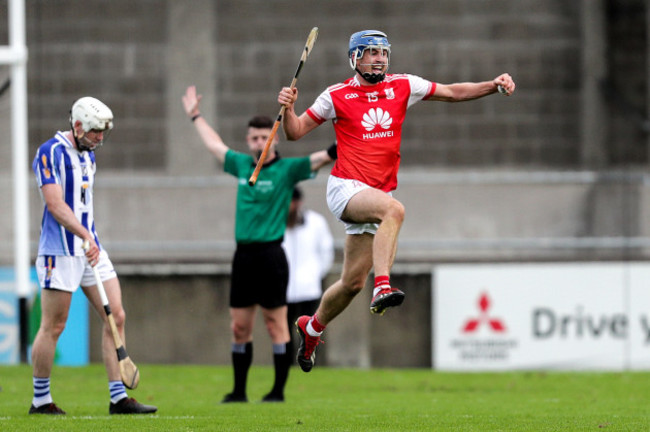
top-left (29, 97), bottom-right (156, 416)
top-left (34, 130), bottom-right (99, 257)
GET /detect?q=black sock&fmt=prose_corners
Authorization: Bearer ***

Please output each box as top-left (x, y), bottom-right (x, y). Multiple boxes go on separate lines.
top-left (231, 342), bottom-right (252, 396)
top-left (269, 343), bottom-right (291, 396)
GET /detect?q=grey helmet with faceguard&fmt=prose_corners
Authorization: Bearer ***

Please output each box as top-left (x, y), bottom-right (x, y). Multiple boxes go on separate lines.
top-left (348, 30), bottom-right (391, 84)
top-left (69, 97), bottom-right (114, 151)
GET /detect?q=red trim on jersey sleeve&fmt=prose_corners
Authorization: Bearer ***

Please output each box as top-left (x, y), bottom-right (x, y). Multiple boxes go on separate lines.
top-left (423, 82), bottom-right (438, 100)
top-left (306, 108), bottom-right (327, 125)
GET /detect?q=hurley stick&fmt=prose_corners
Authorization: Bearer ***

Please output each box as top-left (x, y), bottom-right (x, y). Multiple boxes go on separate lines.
top-left (248, 27), bottom-right (319, 186)
top-left (82, 241), bottom-right (140, 389)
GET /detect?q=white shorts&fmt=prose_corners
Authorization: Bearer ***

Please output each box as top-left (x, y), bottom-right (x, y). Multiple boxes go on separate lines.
top-left (326, 175), bottom-right (384, 235)
top-left (36, 250), bottom-right (117, 293)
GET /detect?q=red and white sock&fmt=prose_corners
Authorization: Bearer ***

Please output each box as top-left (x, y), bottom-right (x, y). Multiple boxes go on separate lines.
top-left (307, 314), bottom-right (326, 336)
top-left (373, 275), bottom-right (391, 297)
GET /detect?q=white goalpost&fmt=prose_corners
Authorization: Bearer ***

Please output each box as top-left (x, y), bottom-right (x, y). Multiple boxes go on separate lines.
top-left (1, 0), bottom-right (30, 362)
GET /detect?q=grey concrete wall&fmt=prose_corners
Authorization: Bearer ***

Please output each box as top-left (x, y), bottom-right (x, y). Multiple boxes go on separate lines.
top-left (2, 0), bottom-right (612, 172)
top-left (2, 0), bottom-right (647, 266)
top-left (89, 268), bottom-right (432, 367)
top-left (8, 170), bottom-right (650, 264)
top-left (68, 170), bottom-right (650, 367)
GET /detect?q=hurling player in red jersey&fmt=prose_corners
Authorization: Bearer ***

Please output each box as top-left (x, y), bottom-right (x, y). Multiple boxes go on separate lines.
top-left (278, 30), bottom-right (516, 372)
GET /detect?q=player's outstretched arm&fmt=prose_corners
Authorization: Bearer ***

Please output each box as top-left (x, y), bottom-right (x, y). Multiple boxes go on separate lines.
top-left (431, 73), bottom-right (515, 102)
top-left (182, 85), bottom-right (229, 164)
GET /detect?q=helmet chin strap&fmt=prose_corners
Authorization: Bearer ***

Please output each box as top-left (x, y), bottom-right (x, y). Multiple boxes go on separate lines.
top-left (353, 56), bottom-right (388, 84)
top-left (70, 122), bottom-right (100, 152)
top-left (70, 121), bottom-right (88, 151)
top-left (77, 137), bottom-right (98, 152)
top-left (355, 67), bottom-right (385, 84)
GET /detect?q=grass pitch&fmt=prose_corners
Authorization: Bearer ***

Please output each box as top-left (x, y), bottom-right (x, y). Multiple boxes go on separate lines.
top-left (1, 364), bottom-right (649, 431)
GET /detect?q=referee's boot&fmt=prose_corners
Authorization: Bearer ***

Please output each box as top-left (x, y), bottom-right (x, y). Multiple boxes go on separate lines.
top-left (109, 397), bottom-right (157, 415)
top-left (296, 315), bottom-right (322, 373)
top-left (370, 287), bottom-right (405, 315)
top-left (221, 392), bottom-right (248, 403)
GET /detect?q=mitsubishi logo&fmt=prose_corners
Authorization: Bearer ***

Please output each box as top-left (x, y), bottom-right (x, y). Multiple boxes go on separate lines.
top-left (462, 292), bottom-right (506, 333)
top-left (361, 108), bottom-right (392, 131)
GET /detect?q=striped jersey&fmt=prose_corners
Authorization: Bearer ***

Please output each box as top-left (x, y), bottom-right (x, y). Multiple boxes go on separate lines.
top-left (32, 131), bottom-right (100, 256)
top-left (306, 73), bottom-right (436, 192)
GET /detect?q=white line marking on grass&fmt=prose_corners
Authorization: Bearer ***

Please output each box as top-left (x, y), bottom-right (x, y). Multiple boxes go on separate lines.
top-left (0, 415), bottom-right (202, 421)
top-left (51, 415), bottom-right (199, 420)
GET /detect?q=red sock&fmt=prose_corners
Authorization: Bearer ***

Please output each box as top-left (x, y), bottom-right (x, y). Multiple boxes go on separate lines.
top-left (310, 314), bottom-right (326, 333)
top-left (374, 275), bottom-right (391, 290)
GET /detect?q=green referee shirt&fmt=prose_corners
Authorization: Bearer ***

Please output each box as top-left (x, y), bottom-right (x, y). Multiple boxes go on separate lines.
top-left (224, 150), bottom-right (315, 244)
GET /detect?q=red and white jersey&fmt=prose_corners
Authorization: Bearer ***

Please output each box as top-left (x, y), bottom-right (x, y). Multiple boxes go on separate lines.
top-left (306, 74), bottom-right (436, 192)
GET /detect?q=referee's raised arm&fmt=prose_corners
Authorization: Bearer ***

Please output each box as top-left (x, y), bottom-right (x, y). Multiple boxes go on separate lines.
top-left (182, 85), bottom-right (229, 164)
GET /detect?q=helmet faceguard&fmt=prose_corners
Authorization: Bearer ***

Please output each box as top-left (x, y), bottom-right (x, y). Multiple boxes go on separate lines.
top-left (348, 30), bottom-right (391, 84)
top-left (69, 97), bottom-right (114, 151)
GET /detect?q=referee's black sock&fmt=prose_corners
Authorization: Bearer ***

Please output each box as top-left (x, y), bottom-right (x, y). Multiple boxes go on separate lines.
top-left (231, 342), bottom-right (252, 397)
top-left (268, 343), bottom-right (291, 398)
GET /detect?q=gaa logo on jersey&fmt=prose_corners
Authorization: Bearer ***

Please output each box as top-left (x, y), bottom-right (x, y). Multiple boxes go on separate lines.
top-left (361, 108), bottom-right (392, 132)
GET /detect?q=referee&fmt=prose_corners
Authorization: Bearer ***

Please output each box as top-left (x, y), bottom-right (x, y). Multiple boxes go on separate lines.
top-left (182, 86), bottom-right (335, 402)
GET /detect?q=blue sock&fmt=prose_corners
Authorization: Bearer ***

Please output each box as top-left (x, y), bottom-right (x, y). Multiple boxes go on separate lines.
top-left (32, 376), bottom-right (52, 407)
top-left (109, 381), bottom-right (128, 404)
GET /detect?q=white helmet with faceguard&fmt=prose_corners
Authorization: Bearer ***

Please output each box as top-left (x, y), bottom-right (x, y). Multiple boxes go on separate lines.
top-left (69, 96), bottom-right (113, 151)
top-left (348, 30), bottom-right (391, 84)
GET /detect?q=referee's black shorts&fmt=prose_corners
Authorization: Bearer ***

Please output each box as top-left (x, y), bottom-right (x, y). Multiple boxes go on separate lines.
top-left (230, 239), bottom-right (289, 309)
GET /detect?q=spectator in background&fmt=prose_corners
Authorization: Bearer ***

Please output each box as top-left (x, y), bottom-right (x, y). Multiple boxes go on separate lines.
top-left (283, 186), bottom-right (334, 362)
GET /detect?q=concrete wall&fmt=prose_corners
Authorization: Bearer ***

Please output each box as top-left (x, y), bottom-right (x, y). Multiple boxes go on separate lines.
top-left (88, 267), bottom-right (433, 367)
top-left (0, 0), bottom-right (620, 175)
top-left (5, 168), bottom-right (650, 268)
top-left (8, 170), bottom-right (650, 265)
top-left (75, 171), bottom-right (650, 367)
top-left (1, 0), bottom-right (647, 266)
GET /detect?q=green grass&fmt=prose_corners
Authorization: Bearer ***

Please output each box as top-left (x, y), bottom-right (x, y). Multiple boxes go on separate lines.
top-left (2, 364), bottom-right (650, 431)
